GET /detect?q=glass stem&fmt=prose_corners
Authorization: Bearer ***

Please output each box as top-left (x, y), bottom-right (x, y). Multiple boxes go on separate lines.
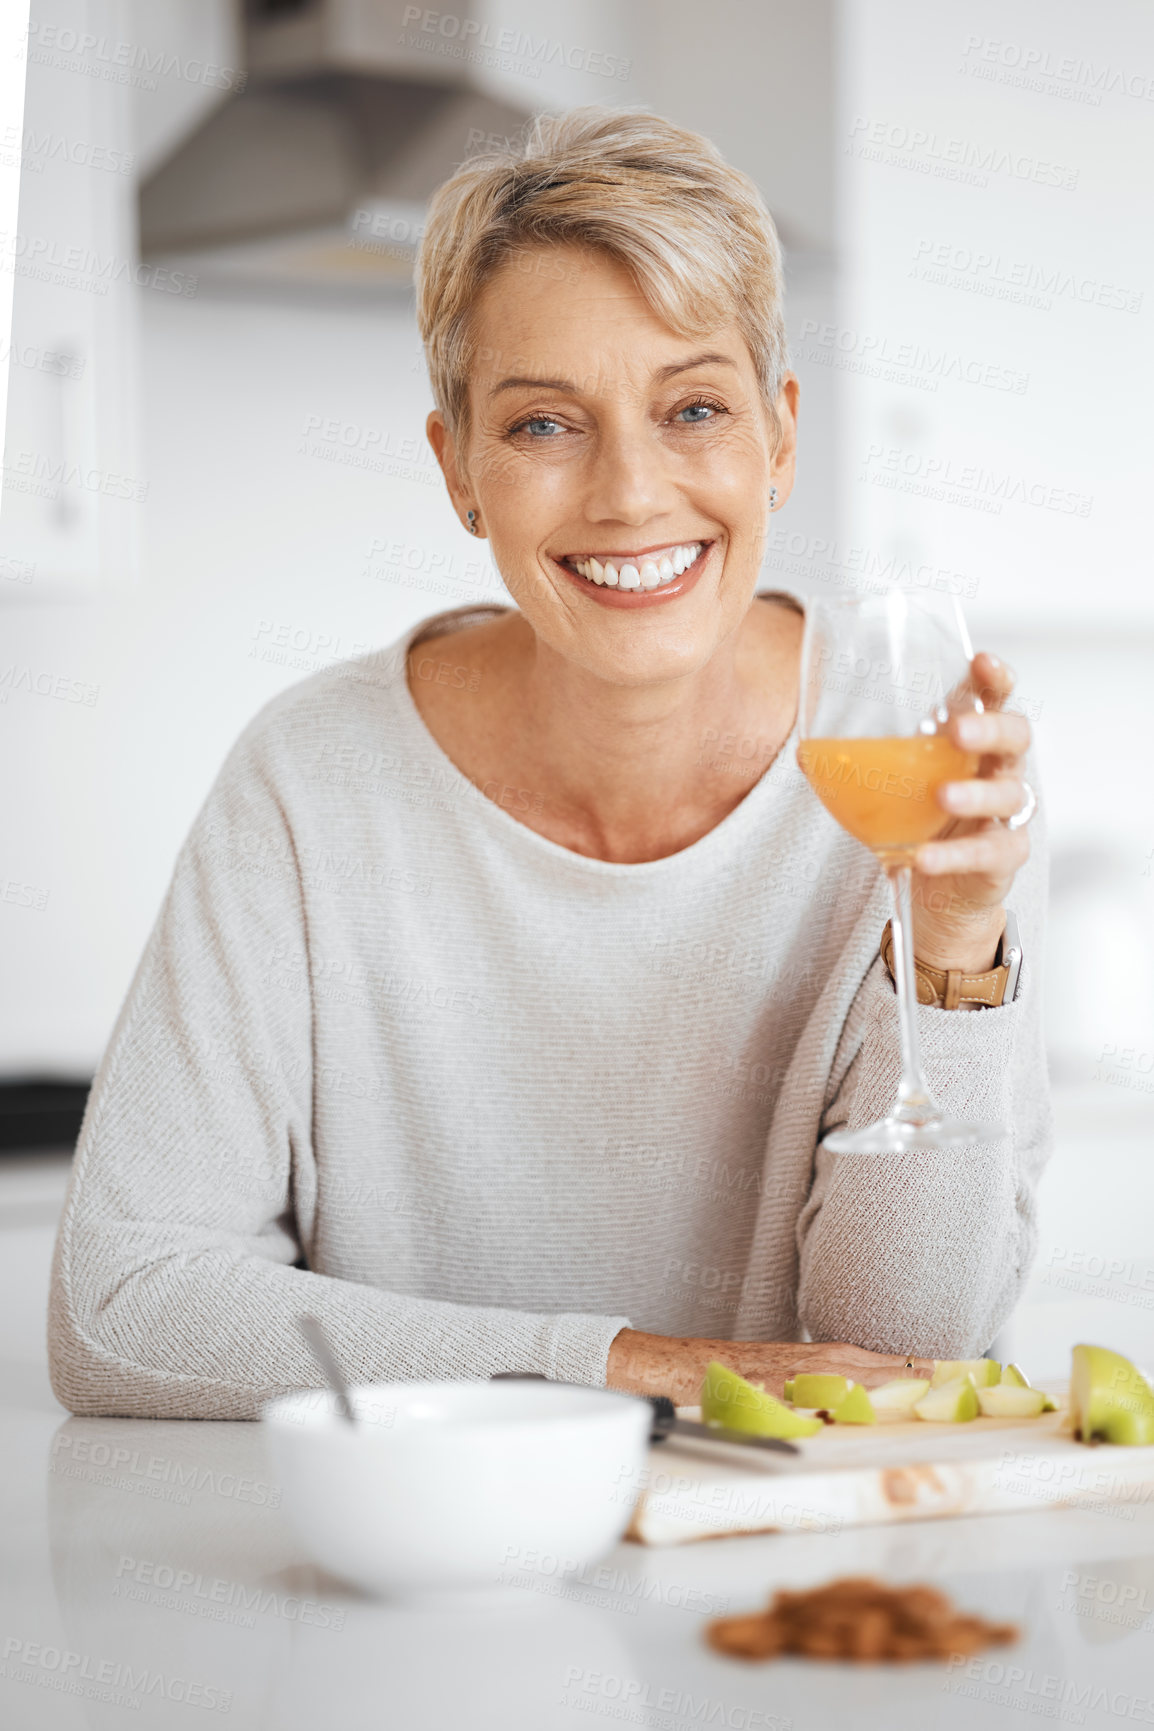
top-left (887, 864), bottom-right (940, 1127)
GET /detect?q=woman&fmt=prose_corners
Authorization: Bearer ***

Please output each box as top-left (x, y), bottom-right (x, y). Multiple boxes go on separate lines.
top-left (48, 108), bottom-right (1047, 1419)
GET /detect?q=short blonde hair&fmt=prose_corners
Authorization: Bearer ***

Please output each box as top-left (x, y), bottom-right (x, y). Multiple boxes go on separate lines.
top-left (415, 105), bottom-right (789, 457)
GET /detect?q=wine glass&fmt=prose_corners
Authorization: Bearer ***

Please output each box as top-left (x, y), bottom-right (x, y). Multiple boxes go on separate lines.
top-left (796, 589), bottom-right (1009, 1155)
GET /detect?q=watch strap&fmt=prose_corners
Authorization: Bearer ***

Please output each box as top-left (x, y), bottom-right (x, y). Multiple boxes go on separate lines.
top-left (880, 919), bottom-right (1013, 1010)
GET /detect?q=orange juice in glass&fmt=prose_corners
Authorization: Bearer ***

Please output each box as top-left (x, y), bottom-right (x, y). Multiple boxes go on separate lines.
top-left (796, 590), bottom-right (1007, 1156)
top-left (796, 734), bottom-right (979, 867)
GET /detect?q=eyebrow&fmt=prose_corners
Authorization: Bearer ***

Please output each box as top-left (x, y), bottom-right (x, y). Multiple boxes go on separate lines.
top-left (488, 352), bottom-right (739, 397)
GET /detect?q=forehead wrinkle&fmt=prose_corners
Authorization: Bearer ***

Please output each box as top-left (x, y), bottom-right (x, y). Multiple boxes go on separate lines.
top-left (486, 351), bottom-right (742, 401)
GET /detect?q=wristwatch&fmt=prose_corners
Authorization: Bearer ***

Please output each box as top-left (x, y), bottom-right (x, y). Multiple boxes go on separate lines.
top-left (880, 910), bottom-right (1022, 1010)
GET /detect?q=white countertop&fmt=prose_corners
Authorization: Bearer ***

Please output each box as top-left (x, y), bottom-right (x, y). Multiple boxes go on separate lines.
top-left (4, 1155), bottom-right (1154, 1729)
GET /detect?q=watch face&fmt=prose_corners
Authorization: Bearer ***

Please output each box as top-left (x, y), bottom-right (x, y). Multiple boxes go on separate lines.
top-left (999, 910), bottom-right (1022, 1002)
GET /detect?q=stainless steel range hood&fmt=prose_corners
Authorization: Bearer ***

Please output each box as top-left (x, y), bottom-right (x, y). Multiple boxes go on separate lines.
top-left (139, 0), bottom-right (543, 283)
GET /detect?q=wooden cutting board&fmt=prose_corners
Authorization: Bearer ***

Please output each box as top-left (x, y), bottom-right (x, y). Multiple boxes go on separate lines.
top-left (627, 1395), bottom-right (1154, 1545)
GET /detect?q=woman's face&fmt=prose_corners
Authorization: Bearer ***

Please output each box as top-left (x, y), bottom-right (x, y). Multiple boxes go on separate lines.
top-left (428, 242), bottom-right (798, 687)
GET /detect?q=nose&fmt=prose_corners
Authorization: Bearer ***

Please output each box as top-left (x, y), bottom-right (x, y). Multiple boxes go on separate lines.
top-left (583, 413), bottom-right (679, 528)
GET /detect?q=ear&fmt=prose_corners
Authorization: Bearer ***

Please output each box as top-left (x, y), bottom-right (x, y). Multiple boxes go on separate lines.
top-left (767, 373), bottom-right (800, 509)
top-left (426, 410), bottom-right (472, 526)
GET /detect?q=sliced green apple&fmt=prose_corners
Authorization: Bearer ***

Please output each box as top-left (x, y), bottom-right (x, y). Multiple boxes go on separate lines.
top-left (930, 1358), bottom-right (1001, 1389)
top-left (782, 1378), bottom-right (795, 1402)
top-left (790, 1373), bottom-right (851, 1409)
top-left (1000, 1362), bottom-right (1057, 1408)
top-left (914, 1373), bottom-right (980, 1422)
top-left (700, 1361), bottom-right (823, 1439)
top-left (869, 1377), bottom-right (931, 1415)
top-left (832, 1383), bottom-right (876, 1425)
top-left (977, 1384), bottom-right (1046, 1419)
top-left (1069, 1344), bottom-right (1154, 1446)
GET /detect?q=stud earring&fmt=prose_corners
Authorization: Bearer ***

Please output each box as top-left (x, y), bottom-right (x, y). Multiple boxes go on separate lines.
top-left (769, 486), bottom-right (778, 509)
top-left (466, 509), bottom-right (479, 535)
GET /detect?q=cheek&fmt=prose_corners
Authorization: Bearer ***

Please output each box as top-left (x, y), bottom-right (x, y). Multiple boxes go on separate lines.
top-left (468, 440), bottom-right (525, 495)
top-left (691, 426), bottom-right (773, 504)
top-left (471, 441), bottom-right (575, 510)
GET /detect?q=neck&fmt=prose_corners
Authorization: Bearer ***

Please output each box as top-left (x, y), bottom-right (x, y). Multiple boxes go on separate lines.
top-left (493, 599), bottom-right (801, 863)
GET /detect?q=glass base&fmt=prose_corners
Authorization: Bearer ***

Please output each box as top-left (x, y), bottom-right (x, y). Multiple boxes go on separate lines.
top-left (823, 1114), bottom-right (1010, 1155)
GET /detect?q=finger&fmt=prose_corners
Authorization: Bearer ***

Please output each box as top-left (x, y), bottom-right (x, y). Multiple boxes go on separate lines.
top-left (916, 826), bottom-right (1029, 877)
top-left (970, 650), bottom-right (1016, 710)
top-left (882, 1353), bottom-right (935, 1381)
top-left (853, 1355), bottom-right (935, 1387)
top-left (951, 707), bottom-right (1032, 759)
top-left (938, 777), bottom-right (1030, 819)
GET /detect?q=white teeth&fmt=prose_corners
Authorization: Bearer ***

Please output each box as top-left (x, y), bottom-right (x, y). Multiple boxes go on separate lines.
top-left (564, 542), bottom-right (704, 590)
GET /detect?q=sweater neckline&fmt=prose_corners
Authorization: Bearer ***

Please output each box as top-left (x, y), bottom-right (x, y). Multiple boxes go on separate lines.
top-left (390, 601), bottom-right (803, 877)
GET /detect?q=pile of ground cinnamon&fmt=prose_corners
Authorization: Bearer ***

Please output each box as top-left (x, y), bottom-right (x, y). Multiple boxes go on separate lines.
top-left (706, 1576), bottom-right (1018, 1662)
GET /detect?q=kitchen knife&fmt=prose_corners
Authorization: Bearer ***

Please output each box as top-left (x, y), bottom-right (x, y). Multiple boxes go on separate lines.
top-left (490, 1374), bottom-right (801, 1458)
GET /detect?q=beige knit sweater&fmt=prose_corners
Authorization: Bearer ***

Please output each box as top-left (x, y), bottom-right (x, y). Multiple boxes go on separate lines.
top-left (48, 600), bottom-right (1051, 1419)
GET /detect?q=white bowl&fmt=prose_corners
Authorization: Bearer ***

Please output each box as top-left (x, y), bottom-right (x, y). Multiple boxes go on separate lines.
top-left (262, 1379), bottom-right (652, 1602)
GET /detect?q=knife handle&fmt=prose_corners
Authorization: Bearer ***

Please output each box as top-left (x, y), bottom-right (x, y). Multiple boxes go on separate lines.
top-left (646, 1394), bottom-right (677, 1442)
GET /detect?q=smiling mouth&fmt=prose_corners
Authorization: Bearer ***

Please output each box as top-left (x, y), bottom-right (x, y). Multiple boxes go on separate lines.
top-left (557, 540), bottom-right (709, 591)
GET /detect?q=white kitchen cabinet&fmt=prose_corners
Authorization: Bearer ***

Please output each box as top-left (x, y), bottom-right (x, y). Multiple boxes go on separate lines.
top-left (1, 0), bottom-right (141, 601)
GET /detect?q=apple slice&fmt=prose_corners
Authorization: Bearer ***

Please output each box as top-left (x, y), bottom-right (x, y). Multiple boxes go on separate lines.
top-left (783, 1379), bottom-right (795, 1402)
top-left (1069, 1344), bottom-right (1154, 1446)
top-left (790, 1373), bottom-right (851, 1409)
top-left (700, 1361), bottom-right (823, 1439)
top-left (1001, 1363), bottom-right (1057, 1406)
top-left (832, 1383), bottom-right (876, 1425)
top-left (930, 1358), bottom-right (1001, 1389)
top-left (977, 1385), bottom-right (1046, 1419)
top-left (869, 1377), bottom-right (931, 1415)
top-left (914, 1373), bottom-right (979, 1422)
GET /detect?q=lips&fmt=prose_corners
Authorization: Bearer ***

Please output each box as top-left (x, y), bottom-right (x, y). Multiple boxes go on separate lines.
top-left (551, 540), bottom-right (714, 608)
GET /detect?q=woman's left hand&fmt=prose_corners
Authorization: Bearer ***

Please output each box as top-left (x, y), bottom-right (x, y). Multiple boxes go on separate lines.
top-left (910, 651), bottom-right (1034, 972)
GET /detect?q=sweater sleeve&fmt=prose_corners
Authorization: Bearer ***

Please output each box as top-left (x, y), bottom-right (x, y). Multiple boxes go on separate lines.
top-left (795, 754), bottom-right (1053, 1359)
top-left (47, 719), bottom-right (631, 1420)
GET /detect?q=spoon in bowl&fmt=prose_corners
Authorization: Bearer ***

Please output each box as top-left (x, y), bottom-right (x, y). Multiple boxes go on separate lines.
top-left (297, 1314), bottom-right (357, 1427)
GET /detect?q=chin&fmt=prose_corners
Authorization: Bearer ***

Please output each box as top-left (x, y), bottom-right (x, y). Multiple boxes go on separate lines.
top-left (575, 606), bottom-right (732, 686)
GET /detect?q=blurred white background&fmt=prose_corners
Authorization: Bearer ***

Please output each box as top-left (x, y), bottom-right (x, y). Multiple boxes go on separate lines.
top-left (2, 0), bottom-right (1153, 1378)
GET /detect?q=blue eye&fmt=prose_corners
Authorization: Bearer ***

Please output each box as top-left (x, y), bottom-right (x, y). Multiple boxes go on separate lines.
top-left (677, 402), bottom-right (717, 423)
top-left (521, 417), bottom-right (561, 437)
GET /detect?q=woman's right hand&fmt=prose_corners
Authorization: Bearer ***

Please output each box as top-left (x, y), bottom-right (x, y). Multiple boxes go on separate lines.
top-left (605, 1328), bottom-right (934, 1406)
